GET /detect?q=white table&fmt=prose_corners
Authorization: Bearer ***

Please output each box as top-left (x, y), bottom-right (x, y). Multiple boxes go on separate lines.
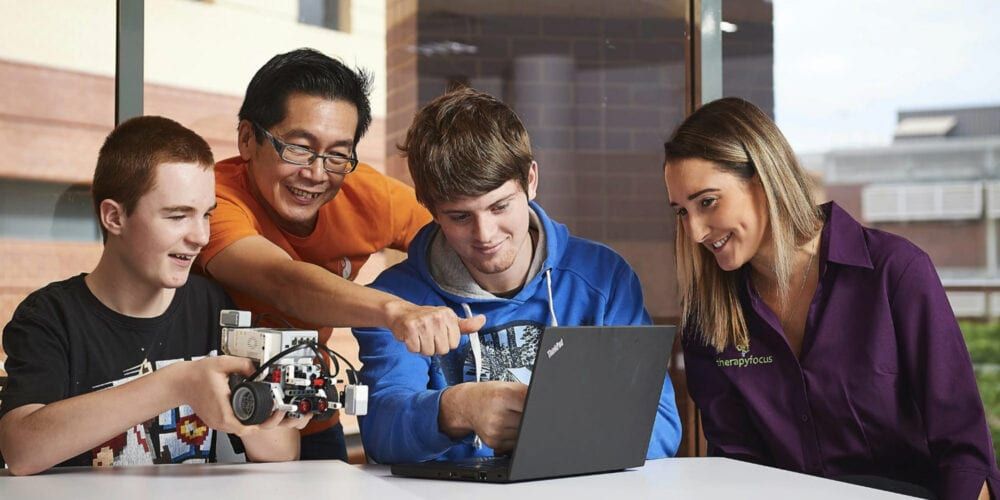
top-left (0, 458), bottom-right (916, 499)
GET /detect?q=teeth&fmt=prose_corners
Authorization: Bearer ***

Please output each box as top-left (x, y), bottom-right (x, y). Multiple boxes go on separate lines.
top-left (170, 254), bottom-right (194, 261)
top-left (712, 233), bottom-right (731, 249)
top-left (288, 186), bottom-right (321, 199)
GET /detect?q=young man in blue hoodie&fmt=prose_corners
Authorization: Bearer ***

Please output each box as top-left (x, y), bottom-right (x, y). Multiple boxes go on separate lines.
top-left (352, 88), bottom-right (681, 464)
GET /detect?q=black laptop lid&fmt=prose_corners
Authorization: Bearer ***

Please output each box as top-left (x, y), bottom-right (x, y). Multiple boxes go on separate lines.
top-left (507, 325), bottom-right (675, 481)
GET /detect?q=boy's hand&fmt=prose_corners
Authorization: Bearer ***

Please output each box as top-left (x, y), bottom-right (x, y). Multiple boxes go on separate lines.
top-left (177, 355), bottom-right (318, 436)
top-left (174, 355), bottom-right (257, 434)
top-left (248, 409), bottom-right (314, 433)
top-left (439, 381), bottom-right (528, 452)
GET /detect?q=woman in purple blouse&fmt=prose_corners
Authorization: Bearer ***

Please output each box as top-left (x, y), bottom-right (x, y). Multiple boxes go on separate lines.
top-left (663, 97), bottom-right (998, 500)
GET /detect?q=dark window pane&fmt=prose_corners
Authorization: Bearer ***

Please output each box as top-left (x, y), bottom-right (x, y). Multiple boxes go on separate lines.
top-left (389, 1), bottom-right (688, 319)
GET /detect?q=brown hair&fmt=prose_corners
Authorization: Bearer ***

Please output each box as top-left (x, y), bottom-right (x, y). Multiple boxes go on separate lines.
top-left (400, 88), bottom-right (533, 212)
top-left (664, 97), bottom-right (821, 352)
top-left (92, 115), bottom-right (214, 240)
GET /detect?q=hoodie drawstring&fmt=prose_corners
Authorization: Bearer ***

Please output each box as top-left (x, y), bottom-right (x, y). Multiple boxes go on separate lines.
top-left (460, 303), bottom-right (484, 450)
top-left (545, 268), bottom-right (559, 327)
top-left (460, 303), bottom-right (482, 383)
top-left (460, 269), bottom-right (556, 451)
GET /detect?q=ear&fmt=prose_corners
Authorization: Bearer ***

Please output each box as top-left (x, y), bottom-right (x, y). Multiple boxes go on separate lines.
top-left (237, 120), bottom-right (256, 161)
top-left (526, 161), bottom-right (539, 201)
top-left (99, 199), bottom-right (127, 238)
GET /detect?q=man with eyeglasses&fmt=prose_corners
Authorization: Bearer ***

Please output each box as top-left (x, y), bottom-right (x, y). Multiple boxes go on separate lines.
top-left (194, 49), bottom-right (486, 461)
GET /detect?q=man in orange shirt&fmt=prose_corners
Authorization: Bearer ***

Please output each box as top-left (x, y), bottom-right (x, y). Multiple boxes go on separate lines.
top-left (195, 48), bottom-right (485, 460)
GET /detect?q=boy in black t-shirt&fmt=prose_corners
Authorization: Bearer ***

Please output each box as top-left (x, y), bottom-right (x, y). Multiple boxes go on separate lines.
top-left (0, 116), bottom-right (310, 475)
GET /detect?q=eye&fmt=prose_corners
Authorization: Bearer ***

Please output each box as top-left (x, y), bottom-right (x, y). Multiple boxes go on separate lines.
top-left (286, 143), bottom-right (314, 153)
top-left (168, 215), bottom-right (186, 221)
top-left (700, 197), bottom-right (717, 208)
top-left (675, 207), bottom-right (688, 217)
top-left (492, 203), bottom-right (509, 213)
top-left (448, 213), bottom-right (470, 223)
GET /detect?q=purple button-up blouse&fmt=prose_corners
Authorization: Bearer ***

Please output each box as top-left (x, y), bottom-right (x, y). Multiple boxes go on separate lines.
top-left (683, 202), bottom-right (1000, 499)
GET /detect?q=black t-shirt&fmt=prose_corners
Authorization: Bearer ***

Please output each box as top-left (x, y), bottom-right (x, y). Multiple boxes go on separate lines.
top-left (0, 273), bottom-right (233, 467)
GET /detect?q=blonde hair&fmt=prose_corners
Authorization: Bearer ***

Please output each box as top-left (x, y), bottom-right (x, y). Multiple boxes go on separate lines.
top-left (664, 98), bottom-right (821, 352)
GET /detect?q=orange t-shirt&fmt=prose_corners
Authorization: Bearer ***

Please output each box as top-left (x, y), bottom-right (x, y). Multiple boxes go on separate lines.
top-left (196, 157), bottom-right (431, 435)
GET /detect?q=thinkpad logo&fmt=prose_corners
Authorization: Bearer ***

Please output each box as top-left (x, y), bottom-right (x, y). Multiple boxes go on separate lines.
top-left (546, 338), bottom-right (564, 359)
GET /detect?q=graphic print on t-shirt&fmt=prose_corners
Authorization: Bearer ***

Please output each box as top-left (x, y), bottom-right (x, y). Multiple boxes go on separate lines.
top-left (90, 352), bottom-right (216, 467)
top-left (463, 321), bottom-right (544, 383)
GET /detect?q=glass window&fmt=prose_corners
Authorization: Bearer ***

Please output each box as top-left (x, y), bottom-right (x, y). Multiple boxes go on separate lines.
top-left (299, 0), bottom-right (346, 31)
top-left (401, 1), bottom-right (689, 320)
top-left (0, 181), bottom-right (99, 241)
top-left (0, 2), bottom-right (115, 366)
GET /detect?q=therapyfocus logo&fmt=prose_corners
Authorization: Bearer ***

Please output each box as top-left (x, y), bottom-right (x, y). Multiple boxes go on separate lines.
top-left (716, 347), bottom-right (774, 368)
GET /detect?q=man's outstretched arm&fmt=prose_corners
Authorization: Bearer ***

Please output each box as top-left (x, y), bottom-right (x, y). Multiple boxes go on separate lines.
top-left (206, 236), bottom-right (483, 355)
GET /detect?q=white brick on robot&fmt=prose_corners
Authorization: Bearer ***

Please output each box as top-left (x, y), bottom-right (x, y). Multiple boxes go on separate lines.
top-left (220, 327), bottom-right (317, 364)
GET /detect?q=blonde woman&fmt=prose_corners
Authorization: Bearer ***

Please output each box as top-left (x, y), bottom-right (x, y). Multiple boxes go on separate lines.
top-left (663, 97), bottom-right (997, 500)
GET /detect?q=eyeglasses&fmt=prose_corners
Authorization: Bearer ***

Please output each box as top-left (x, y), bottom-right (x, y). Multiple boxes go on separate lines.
top-left (253, 123), bottom-right (359, 175)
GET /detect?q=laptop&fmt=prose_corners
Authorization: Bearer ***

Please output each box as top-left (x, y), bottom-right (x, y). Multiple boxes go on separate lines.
top-left (390, 325), bottom-right (676, 483)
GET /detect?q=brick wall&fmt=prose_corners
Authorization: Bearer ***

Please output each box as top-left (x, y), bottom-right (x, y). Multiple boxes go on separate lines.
top-left (0, 240), bottom-right (103, 360)
top-left (874, 221), bottom-right (986, 268)
top-left (403, 4), bottom-right (690, 318)
top-left (823, 184), bottom-right (864, 220)
top-left (383, 3), bottom-right (778, 318)
top-left (385, 0), bottom-right (419, 183)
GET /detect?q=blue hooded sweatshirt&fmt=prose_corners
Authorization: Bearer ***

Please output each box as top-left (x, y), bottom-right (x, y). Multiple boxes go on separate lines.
top-left (353, 202), bottom-right (681, 464)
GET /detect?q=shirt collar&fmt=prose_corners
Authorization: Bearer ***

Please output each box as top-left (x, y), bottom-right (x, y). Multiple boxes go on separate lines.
top-left (821, 201), bottom-right (874, 270)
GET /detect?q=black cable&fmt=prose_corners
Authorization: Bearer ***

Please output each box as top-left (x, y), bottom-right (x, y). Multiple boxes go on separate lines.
top-left (245, 341), bottom-right (326, 381)
top-left (307, 343), bottom-right (340, 379)
top-left (315, 344), bottom-right (360, 385)
top-left (243, 340), bottom-right (354, 385)
top-left (240, 318), bottom-right (353, 383)
top-left (316, 343), bottom-right (359, 374)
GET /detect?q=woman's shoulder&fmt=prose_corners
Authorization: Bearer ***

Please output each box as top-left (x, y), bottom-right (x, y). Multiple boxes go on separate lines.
top-left (825, 202), bottom-right (927, 272)
top-left (860, 225), bottom-right (928, 269)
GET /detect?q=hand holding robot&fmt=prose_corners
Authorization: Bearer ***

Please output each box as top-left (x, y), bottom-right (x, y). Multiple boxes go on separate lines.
top-left (219, 310), bottom-right (368, 425)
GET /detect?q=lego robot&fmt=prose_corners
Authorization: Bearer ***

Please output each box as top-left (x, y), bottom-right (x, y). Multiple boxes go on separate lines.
top-left (219, 310), bottom-right (367, 425)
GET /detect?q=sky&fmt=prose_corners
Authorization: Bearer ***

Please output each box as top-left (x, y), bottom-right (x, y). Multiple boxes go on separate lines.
top-left (771, 0), bottom-right (1000, 154)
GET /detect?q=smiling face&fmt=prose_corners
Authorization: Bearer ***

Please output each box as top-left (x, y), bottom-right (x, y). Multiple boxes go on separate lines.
top-left (664, 157), bottom-right (770, 271)
top-left (435, 164), bottom-right (538, 294)
top-left (112, 162), bottom-right (216, 290)
top-left (239, 93), bottom-right (359, 236)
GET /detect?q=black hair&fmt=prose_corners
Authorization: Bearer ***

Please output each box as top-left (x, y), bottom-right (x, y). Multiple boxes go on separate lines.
top-left (238, 48), bottom-right (373, 147)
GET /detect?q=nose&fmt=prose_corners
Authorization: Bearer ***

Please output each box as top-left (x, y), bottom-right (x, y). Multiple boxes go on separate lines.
top-left (298, 157), bottom-right (328, 183)
top-left (189, 217), bottom-right (210, 249)
top-left (688, 213), bottom-right (711, 244)
top-left (473, 215), bottom-right (497, 243)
